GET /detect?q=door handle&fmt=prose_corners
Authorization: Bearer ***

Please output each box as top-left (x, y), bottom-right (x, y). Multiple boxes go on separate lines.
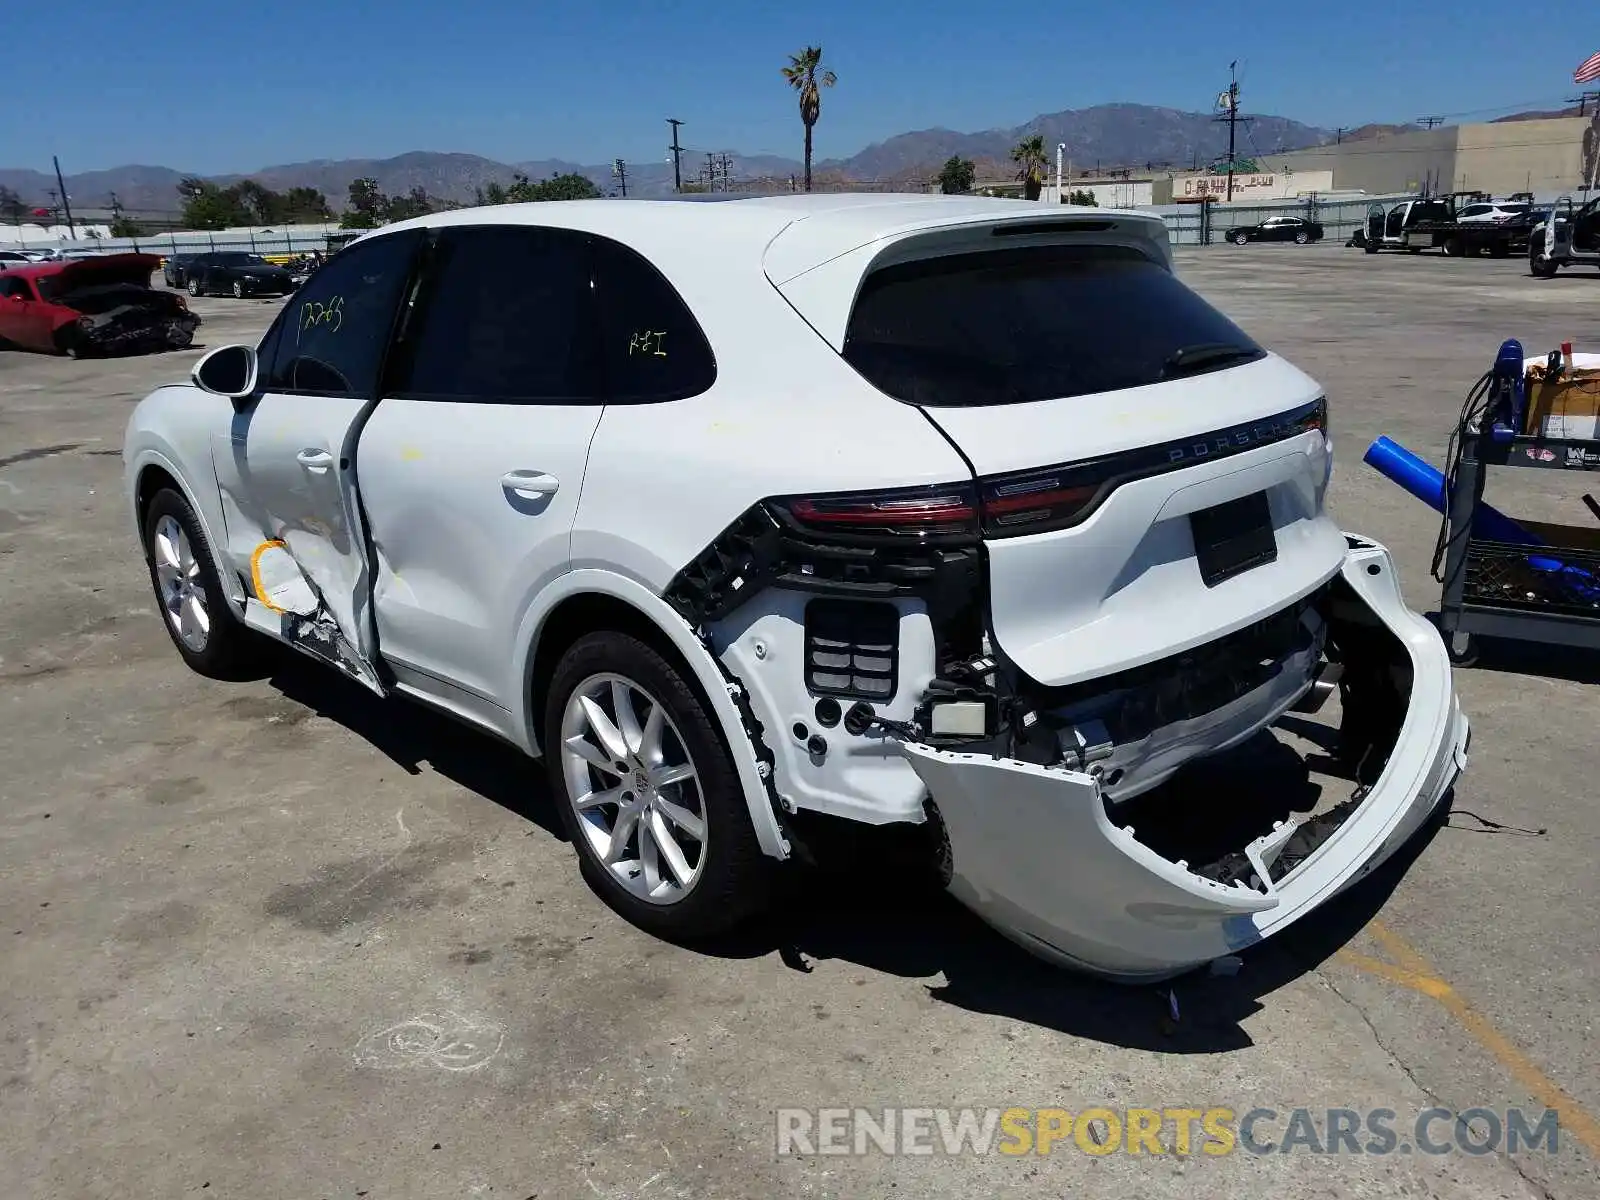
top-left (296, 448), bottom-right (334, 471)
top-left (501, 470), bottom-right (560, 498)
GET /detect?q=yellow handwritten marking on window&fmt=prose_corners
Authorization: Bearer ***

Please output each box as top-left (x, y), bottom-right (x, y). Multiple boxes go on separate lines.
top-left (628, 330), bottom-right (667, 357)
top-left (298, 294), bottom-right (345, 343)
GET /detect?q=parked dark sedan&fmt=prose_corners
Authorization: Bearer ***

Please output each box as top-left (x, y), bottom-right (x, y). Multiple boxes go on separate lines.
top-left (162, 254), bottom-right (198, 289)
top-left (1226, 215), bottom-right (1324, 245)
top-left (183, 252), bottom-right (295, 298)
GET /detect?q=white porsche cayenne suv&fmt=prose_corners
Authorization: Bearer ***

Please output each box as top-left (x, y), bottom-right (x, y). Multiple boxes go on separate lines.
top-left (124, 195), bottom-right (1469, 981)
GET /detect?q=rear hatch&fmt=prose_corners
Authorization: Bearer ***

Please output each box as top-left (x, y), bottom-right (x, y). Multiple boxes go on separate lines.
top-left (769, 212), bottom-right (1345, 687)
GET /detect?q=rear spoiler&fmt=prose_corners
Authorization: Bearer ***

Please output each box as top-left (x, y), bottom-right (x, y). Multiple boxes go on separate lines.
top-left (767, 210), bottom-right (1171, 352)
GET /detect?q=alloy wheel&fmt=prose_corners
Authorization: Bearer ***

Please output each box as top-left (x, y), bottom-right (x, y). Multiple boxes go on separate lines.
top-left (560, 673), bottom-right (707, 904)
top-left (151, 514), bottom-right (209, 652)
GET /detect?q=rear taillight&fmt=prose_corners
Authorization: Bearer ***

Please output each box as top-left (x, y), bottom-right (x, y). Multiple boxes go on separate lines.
top-left (980, 472), bottom-right (1098, 536)
top-left (771, 398), bottom-right (1327, 544)
top-left (772, 482), bottom-right (980, 540)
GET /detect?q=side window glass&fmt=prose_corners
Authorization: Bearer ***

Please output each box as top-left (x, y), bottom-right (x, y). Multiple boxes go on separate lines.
top-left (394, 225), bottom-right (601, 403)
top-left (592, 237), bottom-right (717, 403)
top-left (261, 231), bottom-right (419, 396)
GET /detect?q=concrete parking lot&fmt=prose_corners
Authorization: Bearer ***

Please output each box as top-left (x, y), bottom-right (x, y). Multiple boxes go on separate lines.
top-left (2, 251), bottom-right (1597, 1199)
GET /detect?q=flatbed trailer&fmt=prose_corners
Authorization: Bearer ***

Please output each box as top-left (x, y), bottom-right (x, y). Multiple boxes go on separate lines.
top-left (1402, 218), bottom-right (1537, 258)
top-left (1360, 195), bottom-right (1541, 259)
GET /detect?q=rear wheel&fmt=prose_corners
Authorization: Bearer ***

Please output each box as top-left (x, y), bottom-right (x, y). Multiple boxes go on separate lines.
top-left (141, 488), bottom-right (265, 679)
top-left (544, 630), bottom-right (769, 940)
top-left (1232, 230), bottom-right (1249, 245)
top-left (1442, 236), bottom-right (1462, 257)
top-left (1294, 230), bottom-right (1309, 245)
top-left (187, 277), bottom-right (201, 297)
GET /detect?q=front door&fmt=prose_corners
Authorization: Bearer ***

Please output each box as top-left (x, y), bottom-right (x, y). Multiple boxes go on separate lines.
top-left (1574, 199), bottom-right (1600, 253)
top-left (356, 224), bottom-right (609, 710)
top-left (0, 276), bottom-right (48, 350)
top-left (1384, 205), bottom-right (1406, 240)
top-left (212, 229), bottom-right (424, 691)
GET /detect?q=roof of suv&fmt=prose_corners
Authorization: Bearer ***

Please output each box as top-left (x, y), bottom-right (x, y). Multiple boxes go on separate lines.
top-left (378, 193), bottom-right (1166, 285)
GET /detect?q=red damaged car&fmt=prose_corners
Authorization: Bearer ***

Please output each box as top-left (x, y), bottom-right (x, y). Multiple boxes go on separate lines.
top-left (0, 254), bottom-right (200, 357)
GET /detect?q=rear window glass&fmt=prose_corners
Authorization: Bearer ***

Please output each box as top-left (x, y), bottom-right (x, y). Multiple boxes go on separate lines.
top-left (841, 244), bottom-right (1264, 408)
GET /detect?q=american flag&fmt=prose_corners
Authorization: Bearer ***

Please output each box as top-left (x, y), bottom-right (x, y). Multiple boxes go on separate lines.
top-left (1577, 50), bottom-right (1600, 85)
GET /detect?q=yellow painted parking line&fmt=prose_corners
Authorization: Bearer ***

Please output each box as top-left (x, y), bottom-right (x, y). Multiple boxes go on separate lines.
top-left (1334, 920), bottom-right (1600, 1158)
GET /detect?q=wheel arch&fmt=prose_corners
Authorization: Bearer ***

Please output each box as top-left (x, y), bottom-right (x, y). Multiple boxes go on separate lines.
top-left (514, 570), bottom-right (791, 861)
top-left (127, 446), bottom-right (244, 606)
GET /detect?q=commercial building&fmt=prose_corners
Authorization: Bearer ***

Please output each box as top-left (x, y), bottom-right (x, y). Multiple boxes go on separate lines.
top-left (1259, 115), bottom-right (1599, 198)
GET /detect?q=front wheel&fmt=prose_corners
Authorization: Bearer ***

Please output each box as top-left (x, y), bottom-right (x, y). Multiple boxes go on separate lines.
top-left (142, 488), bottom-right (265, 679)
top-left (1294, 230), bottom-right (1309, 244)
top-left (187, 277), bottom-right (201, 297)
top-left (231, 280), bottom-right (245, 299)
top-left (544, 631), bottom-right (769, 940)
top-left (1232, 231), bottom-right (1249, 245)
top-left (1530, 246), bottom-right (1558, 278)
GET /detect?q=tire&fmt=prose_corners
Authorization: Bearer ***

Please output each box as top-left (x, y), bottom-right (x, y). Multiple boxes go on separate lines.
top-left (1446, 631), bottom-right (1479, 668)
top-left (544, 630), bottom-right (769, 940)
top-left (1442, 237), bottom-right (1462, 257)
top-left (1364, 240), bottom-right (1379, 255)
top-left (232, 280), bottom-right (245, 299)
top-left (1232, 230), bottom-right (1249, 245)
top-left (1294, 230), bottom-right (1309, 245)
top-left (1489, 242), bottom-right (1510, 259)
top-left (187, 277), bottom-right (201, 297)
top-left (141, 488), bottom-right (265, 679)
top-left (1530, 248), bottom-right (1558, 278)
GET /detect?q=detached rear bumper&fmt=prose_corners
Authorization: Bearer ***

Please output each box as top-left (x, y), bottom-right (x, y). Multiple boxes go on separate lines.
top-left (901, 536), bottom-right (1469, 982)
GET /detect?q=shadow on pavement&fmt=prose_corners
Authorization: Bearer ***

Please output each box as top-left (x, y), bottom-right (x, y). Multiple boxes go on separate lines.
top-left (259, 648), bottom-right (1451, 1053)
top-left (262, 649), bottom-right (566, 842)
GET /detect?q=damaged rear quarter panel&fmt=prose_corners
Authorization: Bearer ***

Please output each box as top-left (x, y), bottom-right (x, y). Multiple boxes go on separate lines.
top-left (896, 540), bottom-right (1467, 982)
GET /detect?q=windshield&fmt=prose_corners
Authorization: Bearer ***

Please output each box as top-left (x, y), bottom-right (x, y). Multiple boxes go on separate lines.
top-left (841, 243), bottom-right (1264, 408)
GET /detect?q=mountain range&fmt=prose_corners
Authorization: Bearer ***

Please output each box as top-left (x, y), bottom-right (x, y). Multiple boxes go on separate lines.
top-left (2, 102), bottom-right (1343, 214)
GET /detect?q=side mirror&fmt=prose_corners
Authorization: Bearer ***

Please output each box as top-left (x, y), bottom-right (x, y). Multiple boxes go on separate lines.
top-left (193, 344), bottom-right (258, 400)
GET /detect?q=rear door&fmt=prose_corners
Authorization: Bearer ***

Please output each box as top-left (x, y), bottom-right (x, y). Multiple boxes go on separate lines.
top-left (355, 224), bottom-right (609, 709)
top-left (211, 229), bottom-right (424, 691)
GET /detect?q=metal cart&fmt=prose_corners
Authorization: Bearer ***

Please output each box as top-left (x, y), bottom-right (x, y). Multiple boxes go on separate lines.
top-left (1437, 427), bottom-right (1600, 664)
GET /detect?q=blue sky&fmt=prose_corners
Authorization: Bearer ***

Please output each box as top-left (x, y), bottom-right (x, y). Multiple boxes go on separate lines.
top-left (8, 1), bottom-right (1596, 173)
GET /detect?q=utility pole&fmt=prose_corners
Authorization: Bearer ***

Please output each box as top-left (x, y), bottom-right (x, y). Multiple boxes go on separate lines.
top-left (714, 153), bottom-right (733, 192)
top-left (1418, 116), bottom-right (1445, 129)
top-left (612, 158), bottom-right (628, 198)
top-left (667, 119), bottom-right (685, 192)
top-left (703, 154), bottom-right (717, 192)
top-left (1213, 62), bottom-right (1248, 201)
top-left (1333, 127), bottom-right (1345, 144)
top-left (52, 156), bottom-right (76, 239)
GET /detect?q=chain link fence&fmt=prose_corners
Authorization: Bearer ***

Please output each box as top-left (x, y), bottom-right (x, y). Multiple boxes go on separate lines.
top-left (6, 193), bottom-right (1435, 260)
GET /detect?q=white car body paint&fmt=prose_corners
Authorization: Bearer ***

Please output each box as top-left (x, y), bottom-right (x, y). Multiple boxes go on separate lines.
top-left (123, 195), bottom-right (1467, 979)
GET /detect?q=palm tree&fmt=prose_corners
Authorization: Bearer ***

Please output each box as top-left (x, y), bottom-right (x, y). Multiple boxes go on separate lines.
top-left (782, 46), bottom-right (837, 193)
top-left (1012, 134), bottom-right (1047, 201)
